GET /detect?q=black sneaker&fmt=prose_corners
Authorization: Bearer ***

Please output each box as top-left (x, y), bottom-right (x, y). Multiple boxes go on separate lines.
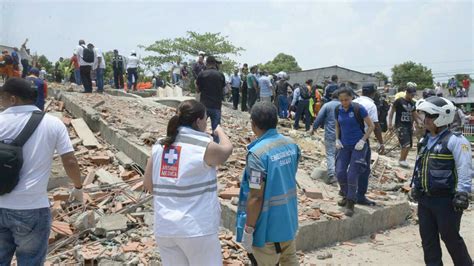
top-left (345, 200), bottom-right (355, 217)
top-left (357, 198), bottom-right (376, 206)
top-left (337, 197), bottom-right (347, 207)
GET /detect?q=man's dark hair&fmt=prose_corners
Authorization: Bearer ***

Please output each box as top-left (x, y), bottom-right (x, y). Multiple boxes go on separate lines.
top-left (79, 40), bottom-right (85, 45)
top-left (306, 79), bottom-right (313, 85)
top-left (362, 83), bottom-right (376, 96)
top-left (0, 77), bottom-right (37, 102)
top-left (251, 102), bottom-right (278, 131)
top-left (331, 75), bottom-right (338, 82)
top-left (331, 89), bottom-right (340, 99)
top-left (337, 87), bottom-right (353, 98)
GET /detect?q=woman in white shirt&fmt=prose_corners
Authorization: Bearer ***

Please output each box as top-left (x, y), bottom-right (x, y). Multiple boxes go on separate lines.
top-left (144, 99), bottom-right (233, 266)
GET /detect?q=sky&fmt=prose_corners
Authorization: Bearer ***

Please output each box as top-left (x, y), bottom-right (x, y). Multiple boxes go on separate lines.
top-left (1, 0), bottom-right (473, 81)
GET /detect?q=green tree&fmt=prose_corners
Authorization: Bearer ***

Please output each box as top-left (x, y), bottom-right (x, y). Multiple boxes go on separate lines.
top-left (391, 61), bottom-right (434, 89)
top-left (454, 74), bottom-right (472, 83)
top-left (36, 55), bottom-right (53, 73)
top-left (373, 71), bottom-right (388, 83)
top-left (141, 31), bottom-right (244, 74)
top-left (103, 51), bottom-right (114, 81)
top-left (259, 53), bottom-right (301, 73)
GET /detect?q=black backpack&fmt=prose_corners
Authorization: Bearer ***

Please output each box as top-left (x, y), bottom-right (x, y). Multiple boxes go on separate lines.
top-left (0, 111), bottom-right (45, 195)
top-left (82, 47), bottom-right (95, 63)
top-left (335, 102), bottom-right (365, 140)
top-left (300, 85), bottom-right (311, 99)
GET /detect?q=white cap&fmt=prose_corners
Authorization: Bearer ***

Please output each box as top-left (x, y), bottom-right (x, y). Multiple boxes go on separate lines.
top-left (198, 51), bottom-right (205, 55)
top-left (131, 50), bottom-right (136, 55)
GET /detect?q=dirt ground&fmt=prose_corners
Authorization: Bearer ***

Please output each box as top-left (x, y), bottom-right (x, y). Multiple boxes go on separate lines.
top-left (304, 207), bottom-right (474, 265)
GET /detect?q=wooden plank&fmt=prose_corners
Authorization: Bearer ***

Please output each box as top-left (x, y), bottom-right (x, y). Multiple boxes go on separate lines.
top-left (71, 118), bottom-right (99, 147)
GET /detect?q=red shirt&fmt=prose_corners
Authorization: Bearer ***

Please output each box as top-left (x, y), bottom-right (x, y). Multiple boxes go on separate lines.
top-left (462, 79), bottom-right (470, 89)
top-left (71, 55), bottom-right (79, 69)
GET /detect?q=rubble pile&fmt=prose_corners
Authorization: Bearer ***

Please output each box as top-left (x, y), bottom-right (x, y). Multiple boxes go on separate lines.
top-left (42, 85), bottom-right (415, 264)
top-left (43, 98), bottom-right (250, 265)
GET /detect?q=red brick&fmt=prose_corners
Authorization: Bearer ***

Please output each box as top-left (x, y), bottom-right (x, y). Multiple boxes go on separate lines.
top-left (121, 171), bottom-right (137, 180)
top-left (53, 191), bottom-right (70, 201)
top-left (90, 156), bottom-right (111, 165)
top-left (219, 188), bottom-right (240, 200)
top-left (304, 188), bottom-right (323, 199)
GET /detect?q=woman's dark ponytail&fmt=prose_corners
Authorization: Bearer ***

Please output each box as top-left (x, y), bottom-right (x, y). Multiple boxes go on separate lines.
top-left (159, 100), bottom-right (206, 147)
top-left (160, 115), bottom-right (180, 146)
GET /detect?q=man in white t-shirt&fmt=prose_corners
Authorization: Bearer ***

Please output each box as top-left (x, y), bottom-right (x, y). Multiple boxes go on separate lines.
top-left (75, 40), bottom-right (95, 93)
top-left (126, 51), bottom-right (140, 91)
top-left (0, 78), bottom-right (83, 265)
top-left (92, 44), bottom-right (106, 93)
top-left (353, 84), bottom-right (385, 206)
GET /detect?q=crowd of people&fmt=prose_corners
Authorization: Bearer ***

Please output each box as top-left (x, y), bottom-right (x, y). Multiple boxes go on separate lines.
top-left (0, 41), bottom-right (472, 266)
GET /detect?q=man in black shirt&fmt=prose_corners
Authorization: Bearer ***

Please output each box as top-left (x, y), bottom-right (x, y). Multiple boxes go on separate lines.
top-left (196, 55), bottom-right (226, 131)
top-left (112, 50), bottom-right (124, 89)
top-left (276, 76), bottom-right (292, 118)
top-left (388, 87), bottom-right (421, 168)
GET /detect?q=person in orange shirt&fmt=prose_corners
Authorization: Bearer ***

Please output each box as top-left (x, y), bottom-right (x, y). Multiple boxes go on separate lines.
top-left (0, 50), bottom-right (15, 79)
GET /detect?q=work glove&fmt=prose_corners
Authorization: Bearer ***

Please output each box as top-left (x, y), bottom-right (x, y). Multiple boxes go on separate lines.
top-left (335, 139), bottom-right (344, 150)
top-left (453, 191), bottom-right (469, 212)
top-left (241, 226), bottom-right (254, 254)
top-left (355, 139), bottom-right (365, 151)
top-left (410, 188), bottom-right (421, 202)
top-left (69, 187), bottom-right (84, 204)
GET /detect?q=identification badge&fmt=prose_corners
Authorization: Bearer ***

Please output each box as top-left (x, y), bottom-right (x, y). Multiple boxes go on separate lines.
top-left (160, 146), bottom-right (182, 178)
top-left (249, 170), bottom-right (264, 189)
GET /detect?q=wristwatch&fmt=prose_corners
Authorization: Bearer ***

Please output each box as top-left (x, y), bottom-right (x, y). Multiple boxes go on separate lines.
top-left (244, 225), bottom-right (255, 234)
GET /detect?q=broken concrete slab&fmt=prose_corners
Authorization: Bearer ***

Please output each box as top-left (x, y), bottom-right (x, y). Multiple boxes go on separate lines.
top-left (96, 214), bottom-right (128, 234)
top-left (96, 169), bottom-right (122, 184)
top-left (73, 211), bottom-right (96, 231)
top-left (115, 151), bottom-right (133, 169)
top-left (71, 118), bottom-right (100, 147)
top-left (310, 167), bottom-right (328, 180)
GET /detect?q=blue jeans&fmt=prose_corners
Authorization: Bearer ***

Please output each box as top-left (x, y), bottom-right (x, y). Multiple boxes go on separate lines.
top-left (278, 95), bottom-right (289, 118)
top-left (0, 208), bottom-right (51, 265)
top-left (74, 68), bottom-right (82, 85)
top-left (96, 68), bottom-right (105, 92)
top-left (173, 73), bottom-right (181, 84)
top-left (335, 143), bottom-right (368, 201)
top-left (207, 108), bottom-right (221, 131)
top-left (325, 139), bottom-right (336, 177)
top-left (127, 68), bottom-right (138, 90)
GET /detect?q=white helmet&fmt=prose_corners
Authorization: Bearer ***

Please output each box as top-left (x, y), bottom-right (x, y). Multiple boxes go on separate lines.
top-left (416, 96), bottom-right (456, 127)
top-left (407, 82), bottom-right (417, 89)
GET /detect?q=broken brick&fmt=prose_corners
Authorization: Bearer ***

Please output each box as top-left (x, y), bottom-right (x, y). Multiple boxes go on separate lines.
top-left (53, 191), bottom-right (70, 201)
top-left (51, 221), bottom-right (73, 235)
top-left (304, 188), bottom-right (323, 200)
top-left (90, 156), bottom-right (111, 165)
top-left (121, 170), bottom-right (137, 180)
top-left (219, 188), bottom-right (240, 200)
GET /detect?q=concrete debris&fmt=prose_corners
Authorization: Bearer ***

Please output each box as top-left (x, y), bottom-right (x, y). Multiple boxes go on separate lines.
top-left (42, 86), bottom-right (418, 265)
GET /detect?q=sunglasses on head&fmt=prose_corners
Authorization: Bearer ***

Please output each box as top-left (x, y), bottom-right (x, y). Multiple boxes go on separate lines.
top-left (424, 112), bottom-right (439, 119)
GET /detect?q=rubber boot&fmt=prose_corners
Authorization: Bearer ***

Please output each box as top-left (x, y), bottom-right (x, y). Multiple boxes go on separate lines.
top-left (345, 200), bottom-right (355, 217)
top-left (337, 197), bottom-right (347, 207)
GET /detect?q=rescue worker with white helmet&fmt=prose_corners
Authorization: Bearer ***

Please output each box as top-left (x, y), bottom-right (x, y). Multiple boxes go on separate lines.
top-left (411, 96), bottom-right (472, 265)
top-left (144, 99), bottom-right (233, 266)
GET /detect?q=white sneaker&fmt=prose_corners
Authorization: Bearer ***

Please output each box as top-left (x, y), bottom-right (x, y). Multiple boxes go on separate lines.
top-left (399, 160), bottom-right (409, 168)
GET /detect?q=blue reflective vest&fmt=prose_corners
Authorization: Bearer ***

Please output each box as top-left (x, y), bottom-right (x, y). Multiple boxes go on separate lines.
top-left (236, 129), bottom-right (300, 247)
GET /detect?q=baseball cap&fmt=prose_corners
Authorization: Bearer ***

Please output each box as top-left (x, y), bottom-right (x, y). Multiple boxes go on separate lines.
top-left (0, 77), bottom-right (37, 100)
top-left (29, 67), bottom-right (40, 76)
top-left (406, 87), bottom-right (417, 94)
top-left (362, 83), bottom-right (376, 94)
top-left (198, 51), bottom-right (205, 55)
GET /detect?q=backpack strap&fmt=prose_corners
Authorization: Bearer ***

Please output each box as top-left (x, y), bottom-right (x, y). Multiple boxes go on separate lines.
top-left (352, 102), bottom-right (366, 133)
top-left (11, 111), bottom-right (45, 147)
top-left (335, 104), bottom-right (341, 140)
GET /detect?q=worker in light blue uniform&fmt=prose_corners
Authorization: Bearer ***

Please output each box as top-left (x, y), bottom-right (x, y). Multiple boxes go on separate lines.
top-left (236, 102), bottom-right (300, 266)
top-left (311, 89), bottom-right (340, 184)
top-left (411, 96), bottom-right (472, 266)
